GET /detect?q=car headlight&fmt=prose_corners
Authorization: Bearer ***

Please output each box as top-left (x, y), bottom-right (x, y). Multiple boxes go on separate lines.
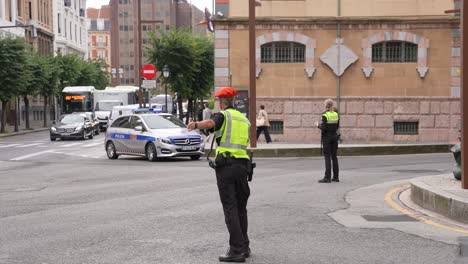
top-left (50, 127), bottom-right (56, 132)
top-left (158, 138), bottom-right (172, 144)
top-left (75, 126), bottom-right (84, 132)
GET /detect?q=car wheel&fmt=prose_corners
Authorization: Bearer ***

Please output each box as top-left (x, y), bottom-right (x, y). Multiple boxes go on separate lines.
top-left (190, 155), bottom-right (201, 160)
top-left (50, 137), bottom-right (56, 141)
top-left (94, 128), bottom-right (99, 135)
top-left (146, 143), bottom-right (157, 162)
top-left (89, 132), bottom-right (94, 139)
top-left (82, 130), bottom-right (87, 140)
top-left (106, 141), bottom-right (119, 159)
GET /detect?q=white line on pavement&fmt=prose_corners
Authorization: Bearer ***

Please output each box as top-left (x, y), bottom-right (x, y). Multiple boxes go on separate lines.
top-left (0, 144), bottom-right (20, 149)
top-left (16, 143), bottom-right (43, 148)
top-left (61, 143), bottom-right (82, 147)
top-left (10, 150), bottom-right (55, 161)
top-left (83, 142), bottom-right (102, 147)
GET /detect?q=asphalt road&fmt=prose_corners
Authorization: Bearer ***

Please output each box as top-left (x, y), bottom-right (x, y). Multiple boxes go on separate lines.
top-left (0, 131), bottom-right (463, 263)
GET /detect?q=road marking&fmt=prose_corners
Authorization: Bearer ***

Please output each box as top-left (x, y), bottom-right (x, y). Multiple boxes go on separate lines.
top-left (83, 142), bottom-right (102, 147)
top-left (16, 143), bottom-right (43, 148)
top-left (385, 185), bottom-right (468, 235)
top-left (0, 144), bottom-right (20, 148)
top-left (61, 143), bottom-right (82, 147)
top-left (10, 150), bottom-right (55, 161)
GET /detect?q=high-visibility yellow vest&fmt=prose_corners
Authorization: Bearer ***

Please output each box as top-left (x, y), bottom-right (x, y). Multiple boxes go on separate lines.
top-left (322, 111), bottom-right (339, 132)
top-left (323, 111), bottom-right (339, 123)
top-left (215, 109), bottom-right (250, 159)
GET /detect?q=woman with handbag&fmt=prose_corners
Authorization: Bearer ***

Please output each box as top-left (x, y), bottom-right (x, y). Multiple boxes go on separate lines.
top-left (256, 105), bottom-right (272, 143)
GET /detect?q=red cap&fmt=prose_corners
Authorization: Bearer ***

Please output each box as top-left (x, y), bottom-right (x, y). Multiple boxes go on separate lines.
top-left (215, 87), bottom-right (238, 98)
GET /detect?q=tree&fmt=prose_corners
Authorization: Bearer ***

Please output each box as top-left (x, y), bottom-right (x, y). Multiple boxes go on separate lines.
top-left (0, 37), bottom-right (29, 133)
top-left (148, 29), bottom-right (199, 119)
top-left (19, 51), bottom-right (44, 129)
top-left (38, 55), bottom-right (58, 127)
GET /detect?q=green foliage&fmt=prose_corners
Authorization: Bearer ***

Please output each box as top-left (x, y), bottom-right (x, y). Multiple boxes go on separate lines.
top-left (0, 37), bottom-right (29, 102)
top-left (148, 29), bottom-right (214, 100)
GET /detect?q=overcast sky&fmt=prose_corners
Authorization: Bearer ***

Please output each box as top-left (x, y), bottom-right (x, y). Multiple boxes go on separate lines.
top-left (86, 0), bottom-right (214, 13)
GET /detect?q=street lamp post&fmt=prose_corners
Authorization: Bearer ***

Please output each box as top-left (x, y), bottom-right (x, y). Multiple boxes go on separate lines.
top-left (163, 65), bottom-right (170, 113)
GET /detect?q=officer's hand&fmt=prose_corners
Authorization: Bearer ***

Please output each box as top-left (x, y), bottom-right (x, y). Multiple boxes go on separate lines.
top-left (187, 122), bottom-right (196, 131)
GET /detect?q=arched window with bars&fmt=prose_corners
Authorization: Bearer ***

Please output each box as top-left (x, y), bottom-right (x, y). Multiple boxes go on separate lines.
top-left (261, 41), bottom-right (306, 63)
top-left (372, 41), bottom-right (418, 63)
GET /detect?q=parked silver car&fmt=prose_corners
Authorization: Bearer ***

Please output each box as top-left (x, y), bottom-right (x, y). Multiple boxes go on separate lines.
top-left (105, 113), bottom-right (204, 161)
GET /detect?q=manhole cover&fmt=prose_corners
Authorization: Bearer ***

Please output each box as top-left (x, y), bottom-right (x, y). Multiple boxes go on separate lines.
top-left (362, 215), bottom-right (418, 222)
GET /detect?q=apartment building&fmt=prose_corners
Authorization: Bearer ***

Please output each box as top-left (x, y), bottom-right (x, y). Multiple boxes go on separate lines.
top-left (53, 0), bottom-right (88, 56)
top-left (87, 5), bottom-right (111, 67)
top-left (213, 0), bottom-right (461, 143)
top-left (0, 0), bottom-right (26, 37)
top-left (110, 0), bottom-right (204, 87)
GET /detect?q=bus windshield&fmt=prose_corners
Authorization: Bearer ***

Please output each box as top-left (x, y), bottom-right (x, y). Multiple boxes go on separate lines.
top-left (63, 93), bottom-right (93, 114)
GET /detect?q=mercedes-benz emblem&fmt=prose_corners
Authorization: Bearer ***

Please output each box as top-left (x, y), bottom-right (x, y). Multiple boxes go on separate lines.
top-left (184, 139), bottom-right (190, 144)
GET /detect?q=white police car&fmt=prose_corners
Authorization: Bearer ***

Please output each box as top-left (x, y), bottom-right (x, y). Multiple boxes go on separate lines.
top-left (105, 113), bottom-right (204, 161)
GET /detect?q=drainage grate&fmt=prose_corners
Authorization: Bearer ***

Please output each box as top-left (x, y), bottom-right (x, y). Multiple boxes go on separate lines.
top-left (362, 215), bottom-right (418, 222)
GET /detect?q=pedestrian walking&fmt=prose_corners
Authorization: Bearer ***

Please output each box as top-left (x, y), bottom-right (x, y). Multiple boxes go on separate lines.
top-left (202, 103), bottom-right (212, 136)
top-left (188, 87), bottom-right (251, 262)
top-left (316, 99), bottom-right (340, 183)
top-left (256, 105), bottom-right (272, 144)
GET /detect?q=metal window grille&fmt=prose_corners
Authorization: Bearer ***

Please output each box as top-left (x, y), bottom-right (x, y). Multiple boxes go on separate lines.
top-left (372, 41), bottom-right (417, 63)
top-left (269, 121), bottom-right (284, 134)
top-left (394, 121), bottom-right (419, 135)
top-left (261, 42), bottom-right (305, 63)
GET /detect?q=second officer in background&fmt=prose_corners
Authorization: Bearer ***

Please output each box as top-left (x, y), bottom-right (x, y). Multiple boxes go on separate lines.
top-left (188, 87), bottom-right (251, 262)
top-left (317, 99), bottom-right (340, 183)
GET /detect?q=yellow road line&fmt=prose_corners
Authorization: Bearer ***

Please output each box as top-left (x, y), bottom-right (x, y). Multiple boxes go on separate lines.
top-left (385, 185), bottom-right (468, 235)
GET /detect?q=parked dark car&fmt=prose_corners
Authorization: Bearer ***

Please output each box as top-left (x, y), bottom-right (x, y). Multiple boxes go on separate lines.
top-left (50, 113), bottom-right (94, 141)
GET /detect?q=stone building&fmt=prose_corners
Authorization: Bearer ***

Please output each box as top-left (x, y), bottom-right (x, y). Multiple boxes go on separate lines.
top-left (53, 0), bottom-right (88, 56)
top-left (87, 5), bottom-right (111, 67)
top-left (213, 0), bottom-right (461, 143)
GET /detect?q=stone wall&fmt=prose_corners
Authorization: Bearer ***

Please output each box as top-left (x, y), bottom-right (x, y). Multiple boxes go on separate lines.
top-left (257, 97), bottom-right (460, 144)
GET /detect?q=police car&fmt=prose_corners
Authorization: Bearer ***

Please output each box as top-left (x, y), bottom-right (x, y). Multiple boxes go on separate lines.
top-left (105, 113), bottom-right (204, 161)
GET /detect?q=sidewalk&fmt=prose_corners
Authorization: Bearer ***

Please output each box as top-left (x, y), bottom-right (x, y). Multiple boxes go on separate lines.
top-left (0, 127), bottom-right (49, 138)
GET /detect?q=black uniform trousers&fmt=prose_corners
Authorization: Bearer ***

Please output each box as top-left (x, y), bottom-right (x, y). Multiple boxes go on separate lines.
top-left (215, 158), bottom-right (250, 253)
top-left (323, 135), bottom-right (339, 179)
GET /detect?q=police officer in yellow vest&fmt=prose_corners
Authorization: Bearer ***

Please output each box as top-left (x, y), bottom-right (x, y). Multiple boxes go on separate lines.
top-left (188, 87), bottom-right (251, 262)
top-left (317, 99), bottom-right (340, 183)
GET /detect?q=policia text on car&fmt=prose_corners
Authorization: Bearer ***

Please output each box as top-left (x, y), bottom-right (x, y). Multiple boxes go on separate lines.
top-left (188, 87), bottom-right (255, 263)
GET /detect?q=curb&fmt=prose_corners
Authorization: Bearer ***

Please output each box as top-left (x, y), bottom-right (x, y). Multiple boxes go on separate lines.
top-left (245, 144), bottom-right (452, 157)
top-left (0, 128), bottom-right (49, 138)
top-left (410, 175), bottom-right (468, 225)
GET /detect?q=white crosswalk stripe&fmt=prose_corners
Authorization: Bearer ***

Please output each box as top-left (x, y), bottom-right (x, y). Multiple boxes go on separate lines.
top-left (83, 142), bottom-right (102, 147)
top-left (16, 143), bottom-right (43, 148)
top-left (0, 144), bottom-right (20, 148)
top-left (60, 142), bottom-right (83, 147)
top-left (0, 139), bottom-right (105, 150)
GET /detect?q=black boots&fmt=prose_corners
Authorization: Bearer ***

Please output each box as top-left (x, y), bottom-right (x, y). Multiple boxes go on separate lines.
top-left (318, 177), bottom-right (331, 183)
top-left (318, 177), bottom-right (339, 183)
top-left (219, 248), bottom-right (246, 262)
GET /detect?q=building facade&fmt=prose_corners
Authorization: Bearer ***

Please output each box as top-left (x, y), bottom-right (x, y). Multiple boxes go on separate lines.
top-left (53, 0), bottom-right (88, 56)
top-left (214, 0), bottom-right (461, 143)
top-left (0, 0), bottom-right (26, 37)
top-left (87, 5), bottom-right (111, 67)
top-left (110, 0), bottom-right (205, 87)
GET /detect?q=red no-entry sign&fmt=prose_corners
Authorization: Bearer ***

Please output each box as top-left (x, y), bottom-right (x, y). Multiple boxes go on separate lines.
top-left (141, 64), bottom-right (157, 79)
